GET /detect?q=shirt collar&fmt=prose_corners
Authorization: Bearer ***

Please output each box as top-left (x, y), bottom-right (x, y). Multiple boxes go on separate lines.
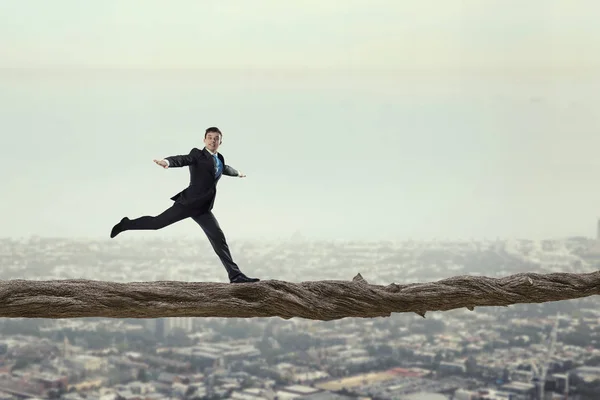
top-left (205, 147), bottom-right (218, 156)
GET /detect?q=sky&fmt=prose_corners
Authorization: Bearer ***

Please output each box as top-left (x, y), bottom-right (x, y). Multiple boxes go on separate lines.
top-left (1, 0), bottom-right (599, 71)
top-left (1, 0), bottom-right (599, 241)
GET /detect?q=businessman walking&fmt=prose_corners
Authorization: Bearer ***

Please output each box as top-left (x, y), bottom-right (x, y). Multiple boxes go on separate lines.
top-left (110, 127), bottom-right (259, 284)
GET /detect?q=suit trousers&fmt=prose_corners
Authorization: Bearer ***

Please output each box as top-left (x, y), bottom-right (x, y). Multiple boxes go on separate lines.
top-left (124, 202), bottom-right (243, 280)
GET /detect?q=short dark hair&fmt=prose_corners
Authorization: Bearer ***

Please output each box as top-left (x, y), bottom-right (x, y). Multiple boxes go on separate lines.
top-left (205, 127), bottom-right (222, 138)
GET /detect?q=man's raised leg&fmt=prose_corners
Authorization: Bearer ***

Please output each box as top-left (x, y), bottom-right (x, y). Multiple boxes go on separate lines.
top-left (191, 212), bottom-right (259, 283)
top-left (111, 202), bottom-right (192, 238)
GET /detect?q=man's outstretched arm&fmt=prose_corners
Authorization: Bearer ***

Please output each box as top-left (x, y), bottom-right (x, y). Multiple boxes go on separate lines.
top-left (223, 165), bottom-right (246, 177)
top-left (154, 148), bottom-right (201, 169)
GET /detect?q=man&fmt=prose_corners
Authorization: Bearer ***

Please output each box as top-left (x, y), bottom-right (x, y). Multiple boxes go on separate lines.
top-left (110, 127), bottom-right (259, 284)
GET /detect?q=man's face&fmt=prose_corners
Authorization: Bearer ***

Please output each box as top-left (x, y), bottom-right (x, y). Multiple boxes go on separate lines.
top-left (204, 132), bottom-right (222, 152)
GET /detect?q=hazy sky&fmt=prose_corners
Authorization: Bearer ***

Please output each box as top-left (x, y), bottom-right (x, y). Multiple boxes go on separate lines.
top-left (1, 0), bottom-right (599, 241)
top-left (1, 0), bottom-right (599, 71)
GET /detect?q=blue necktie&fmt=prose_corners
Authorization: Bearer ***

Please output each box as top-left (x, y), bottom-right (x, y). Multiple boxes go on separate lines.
top-left (213, 154), bottom-right (222, 178)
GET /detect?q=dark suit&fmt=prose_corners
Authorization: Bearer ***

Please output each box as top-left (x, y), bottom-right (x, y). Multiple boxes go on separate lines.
top-left (122, 147), bottom-right (244, 280)
top-left (166, 146), bottom-right (240, 213)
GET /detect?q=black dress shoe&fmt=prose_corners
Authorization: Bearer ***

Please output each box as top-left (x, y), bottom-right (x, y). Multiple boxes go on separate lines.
top-left (110, 217), bottom-right (129, 238)
top-left (230, 274), bottom-right (260, 284)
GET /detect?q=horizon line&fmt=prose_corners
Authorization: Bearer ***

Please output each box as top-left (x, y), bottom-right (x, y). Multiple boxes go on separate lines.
top-left (0, 234), bottom-right (595, 242)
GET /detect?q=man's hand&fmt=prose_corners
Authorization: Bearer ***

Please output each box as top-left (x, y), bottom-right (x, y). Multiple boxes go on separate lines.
top-left (238, 171), bottom-right (246, 178)
top-left (153, 159), bottom-right (168, 169)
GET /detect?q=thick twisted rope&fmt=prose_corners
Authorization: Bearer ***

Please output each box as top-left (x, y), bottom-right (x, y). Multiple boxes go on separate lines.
top-left (0, 271), bottom-right (598, 320)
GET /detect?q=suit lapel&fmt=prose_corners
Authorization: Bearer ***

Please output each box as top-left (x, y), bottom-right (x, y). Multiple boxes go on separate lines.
top-left (215, 154), bottom-right (224, 181)
top-left (201, 148), bottom-right (216, 170)
top-left (202, 147), bottom-right (224, 181)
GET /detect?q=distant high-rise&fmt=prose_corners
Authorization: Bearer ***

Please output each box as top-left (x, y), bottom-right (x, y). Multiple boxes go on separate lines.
top-left (151, 318), bottom-right (165, 341)
top-left (166, 317), bottom-right (194, 335)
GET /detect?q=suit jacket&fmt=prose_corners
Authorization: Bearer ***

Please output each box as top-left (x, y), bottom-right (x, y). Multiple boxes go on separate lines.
top-left (164, 147), bottom-right (240, 213)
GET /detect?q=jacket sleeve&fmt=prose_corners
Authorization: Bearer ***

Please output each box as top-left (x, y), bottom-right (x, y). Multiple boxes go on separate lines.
top-left (223, 165), bottom-right (240, 176)
top-left (220, 154), bottom-right (240, 176)
top-left (164, 148), bottom-right (201, 168)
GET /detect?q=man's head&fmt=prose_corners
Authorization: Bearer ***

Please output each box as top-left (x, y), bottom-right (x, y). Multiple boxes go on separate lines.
top-left (204, 127), bottom-right (222, 152)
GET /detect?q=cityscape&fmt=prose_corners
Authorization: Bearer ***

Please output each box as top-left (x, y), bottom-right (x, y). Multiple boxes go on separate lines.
top-left (1, 221), bottom-right (600, 399)
top-left (3, 1), bottom-right (598, 399)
